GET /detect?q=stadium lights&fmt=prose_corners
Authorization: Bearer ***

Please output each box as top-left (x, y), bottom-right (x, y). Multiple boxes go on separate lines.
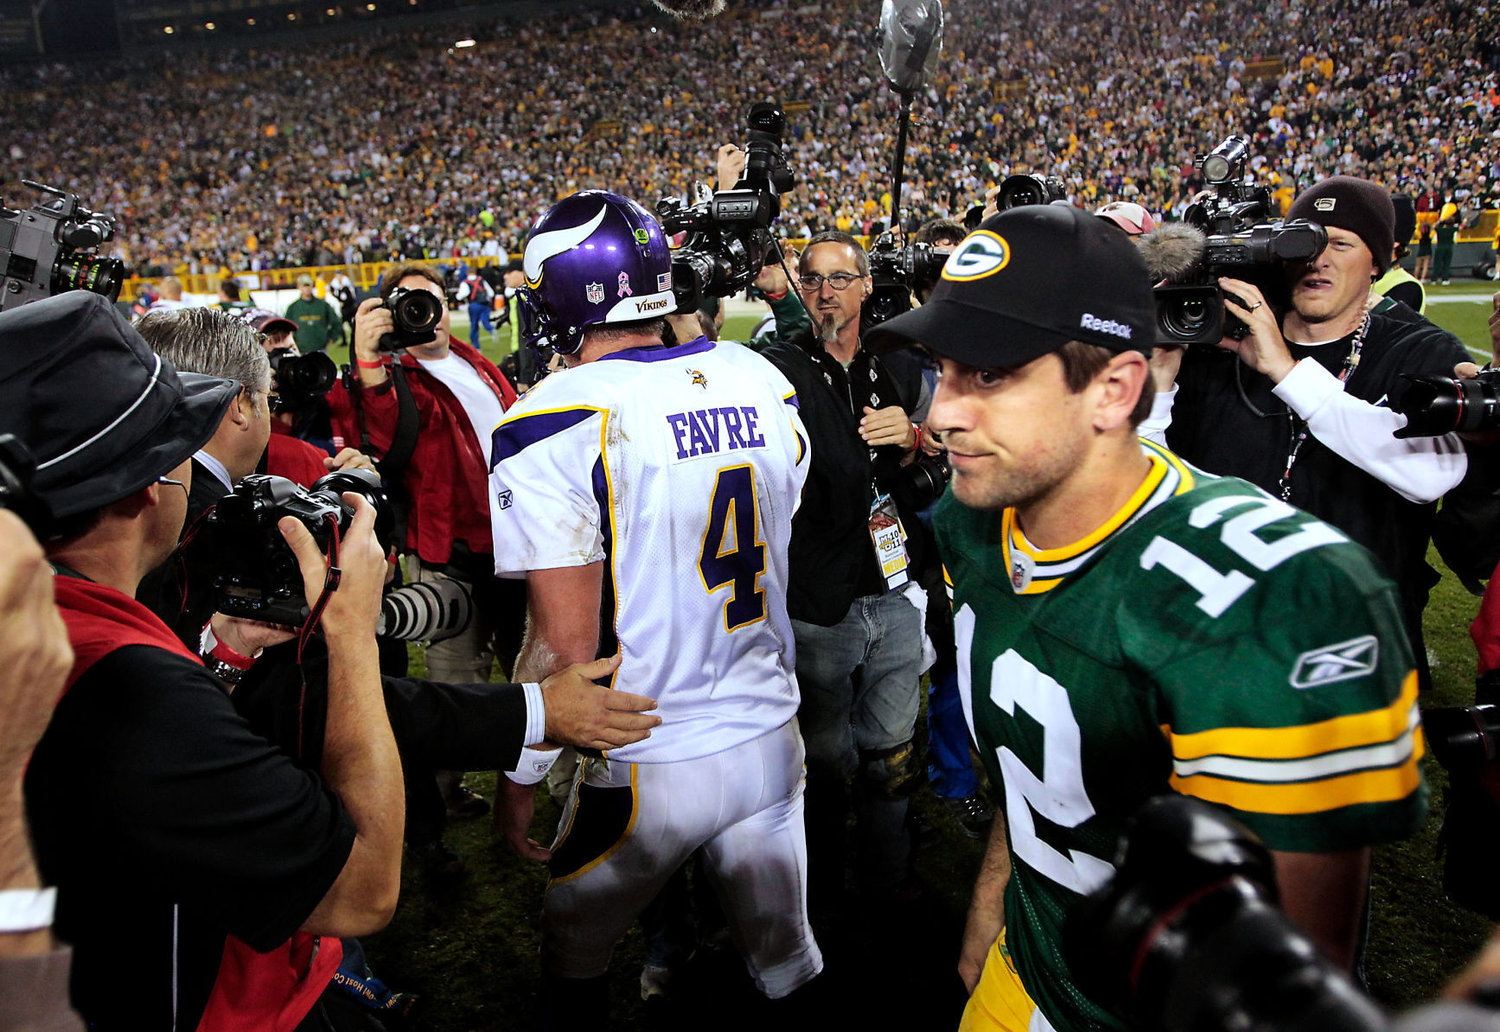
top-left (366, 3), bottom-right (376, 9)
top-left (163, 24), bottom-right (173, 32)
top-left (205, 21), bottom-right (215, 29)
top-left (326, 8), bottom-right (337, 15)
top-left (455, 38), bottom-right (476, 47)
top-left (287, 11), bottom-right (296, 18)
top-left (246, 16), bottom-right (255, 23)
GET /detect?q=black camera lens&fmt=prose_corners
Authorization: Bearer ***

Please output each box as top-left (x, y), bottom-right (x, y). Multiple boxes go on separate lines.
top-left (1394, 370), bottom-right (1500, 437)
top-left (1168, 296), bottom-right (1209, 335)
top-left (310, 467), bottom-right (395, 553)
top-left (269, 349), bottom-right (337, 400)
top-left (389, 287), bottom-right (443, 334)
top-left (52, 253), bottom-right (123, 302)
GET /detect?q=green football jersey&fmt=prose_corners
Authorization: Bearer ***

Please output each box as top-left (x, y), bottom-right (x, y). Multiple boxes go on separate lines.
top-left (935, 440), bottom-right (1427, 1032)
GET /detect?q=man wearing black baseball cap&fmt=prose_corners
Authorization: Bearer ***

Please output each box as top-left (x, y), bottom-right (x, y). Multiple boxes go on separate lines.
top-left (872, 205), bottom-right (1427, 1032)
top-left (1162, 174), bottom-right (1470, 690)
top-left (0, 291), bottom-right (404, 1029)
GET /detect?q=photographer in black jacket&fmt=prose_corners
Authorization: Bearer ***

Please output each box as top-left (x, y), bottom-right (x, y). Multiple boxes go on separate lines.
top-left (760, 231), bottom-right (931, 914)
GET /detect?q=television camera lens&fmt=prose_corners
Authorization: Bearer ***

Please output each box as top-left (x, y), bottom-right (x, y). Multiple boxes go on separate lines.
top-left (53, 253), bottom-right (123, 302)
top-left (997, 174), bottom-right (1066, 210)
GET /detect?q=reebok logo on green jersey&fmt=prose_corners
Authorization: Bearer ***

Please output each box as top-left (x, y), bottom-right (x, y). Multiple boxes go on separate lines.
top-left (1289, 635), bottom-right (1379, 689)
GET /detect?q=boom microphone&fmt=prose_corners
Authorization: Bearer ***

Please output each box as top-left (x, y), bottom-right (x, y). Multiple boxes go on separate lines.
top-left (1136, 223), bottom-right (1206, 284)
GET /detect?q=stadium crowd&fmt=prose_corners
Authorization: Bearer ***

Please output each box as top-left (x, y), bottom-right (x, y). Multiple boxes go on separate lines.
top-left (2, 0), bottom-right (1499, 274)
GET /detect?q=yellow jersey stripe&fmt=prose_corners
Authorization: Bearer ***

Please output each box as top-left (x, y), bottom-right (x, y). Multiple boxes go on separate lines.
top-left (1167, 671), bottom-right (1419, 762)
top-left (1016, 576), bottom-right (1064, 595)
top-left (1140, 436), bottom-right (1197, 493)
top-left (1008, 452), bottom-right (1170, 562)
top-left (1169, 734), bottom-right (1424, 815)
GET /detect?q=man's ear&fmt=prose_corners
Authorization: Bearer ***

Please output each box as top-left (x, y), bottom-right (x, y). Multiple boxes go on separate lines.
top-left (1093, 352), bottom-right (1150, 433)
top-left (227, 390), bottom-right (250, 429)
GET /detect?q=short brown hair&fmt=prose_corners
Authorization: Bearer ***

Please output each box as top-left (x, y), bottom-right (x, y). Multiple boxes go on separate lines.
top-left (380, 261), bottom-right (444, 300)
top-left (1055, 340), bottom-right (1154, 429)
top-left (800, 231), bottom-right (870, 277)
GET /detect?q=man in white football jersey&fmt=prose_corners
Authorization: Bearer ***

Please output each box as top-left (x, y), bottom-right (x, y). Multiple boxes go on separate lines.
top-left (489, 191), bottom-right (823, 1021)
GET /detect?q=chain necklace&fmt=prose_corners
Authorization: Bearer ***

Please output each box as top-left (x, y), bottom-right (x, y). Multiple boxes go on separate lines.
top-left (1275, 311), bottom-right (1369, 500)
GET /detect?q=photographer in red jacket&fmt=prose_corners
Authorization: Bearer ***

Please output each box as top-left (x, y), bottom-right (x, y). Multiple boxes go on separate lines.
top-left (329, 262), bottom-right (520, 684)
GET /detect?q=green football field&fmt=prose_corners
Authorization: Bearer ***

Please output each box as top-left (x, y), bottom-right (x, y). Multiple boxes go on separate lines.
top-left (356, 287), bottom-right (1497, 1030)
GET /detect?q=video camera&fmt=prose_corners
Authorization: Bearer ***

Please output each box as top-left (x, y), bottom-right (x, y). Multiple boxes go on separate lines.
top-left (1148, 136), bottom-right (1327, 346)
top-left (204, 468), bottom-right (393, 626)
top-left (1, 181), bottom-right (123, 314)
top-left (0, 433), bottom-right (51, 538)
top-left (657, 102), bottom-right (795, 310)
top-left (996, 173), bottom-right (1067, 210)
top-left (1393, 368), bottom-right (1500, 438)
top-left (863, 231), bottom-right (950, 327)
top-left (1067, 794), bottom-right (1500, 1032)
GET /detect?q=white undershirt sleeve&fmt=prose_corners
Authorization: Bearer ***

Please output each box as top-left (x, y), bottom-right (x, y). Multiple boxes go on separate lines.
top-left (1138, 384), bottom-right (1177, 446)
top-left (1271, 358), bottom-right (1468, 504)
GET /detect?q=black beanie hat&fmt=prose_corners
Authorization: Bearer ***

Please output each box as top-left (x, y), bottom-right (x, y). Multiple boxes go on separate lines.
top-left (1287, 176), bottom-right (1396, 273)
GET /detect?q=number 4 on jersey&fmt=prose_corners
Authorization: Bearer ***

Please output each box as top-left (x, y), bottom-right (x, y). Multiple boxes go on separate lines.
top-left (699, 465), bottom-right (766, 631)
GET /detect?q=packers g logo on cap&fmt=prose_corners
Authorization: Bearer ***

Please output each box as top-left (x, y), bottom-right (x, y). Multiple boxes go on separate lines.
top-left (942, 231), bottom-right (1011, 282)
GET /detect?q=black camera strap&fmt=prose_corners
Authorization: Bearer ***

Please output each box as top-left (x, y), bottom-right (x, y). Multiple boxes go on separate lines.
top-left (378, 363), bottom-right (420, 550)
top-left (1275, 312), bottom-right (1369, 500)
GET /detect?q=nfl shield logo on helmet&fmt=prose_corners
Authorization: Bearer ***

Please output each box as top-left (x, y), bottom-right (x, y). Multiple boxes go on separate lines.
top-left (586, 282), bottom-right (604, 305)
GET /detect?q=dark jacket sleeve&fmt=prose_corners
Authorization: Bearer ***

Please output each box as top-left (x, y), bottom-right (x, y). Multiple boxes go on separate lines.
top-left (231, 639), bottom-right (528, 775)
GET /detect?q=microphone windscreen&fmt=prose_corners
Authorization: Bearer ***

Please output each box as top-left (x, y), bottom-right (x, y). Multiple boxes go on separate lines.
top-left (1135, 223), bottom-right (1207, 283)
top-left (651, 0), bottom-right (728, 18)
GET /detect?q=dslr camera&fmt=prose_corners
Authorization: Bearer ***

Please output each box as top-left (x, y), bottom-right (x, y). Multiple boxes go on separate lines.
top-left (657, 102), bottom-right (795, 309)
top-left (267, 348), bottom-right (338, 415)
top-left (1421, 669), bottom-right (1500, 919)
top-left (377, 286), bottom-right (445, 352)
top-left (1, 180), bottom-right (124, 313)
top-left (1393, 368), bottom-right (1500, 438)
top-left (1153, 136), bottom-right (1327, 346)
top-left (863, 230), bottom-right (951, 327)
top-left (204, 468), bottom-right (393, 625)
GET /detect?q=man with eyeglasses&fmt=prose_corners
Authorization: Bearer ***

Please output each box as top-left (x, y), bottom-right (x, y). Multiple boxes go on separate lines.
top-left (760, 231), bottom-right (932, 923)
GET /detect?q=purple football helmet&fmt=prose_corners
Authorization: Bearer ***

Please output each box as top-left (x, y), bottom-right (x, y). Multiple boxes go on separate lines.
top-left (519, 190), bottom-right (675, 356)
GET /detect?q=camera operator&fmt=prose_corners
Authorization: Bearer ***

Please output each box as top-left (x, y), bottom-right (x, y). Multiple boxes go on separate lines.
top-left (758, 230), bottom-right (932, 912)
top-left (1163, 176), bottom-right (1470, 688)
top-left (868, 205), bottom-right (1427, 1032)
top-left (0, 509), bottom-right (82, 1032)
top-left (0, 291), bottom-right (402, 1030)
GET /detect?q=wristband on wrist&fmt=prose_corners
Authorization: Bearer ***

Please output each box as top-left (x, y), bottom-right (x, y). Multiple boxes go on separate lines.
top-left (200, 623), bottom-right (257, 686)
top-left (0, 887), bottom-right (56, 933)
top-left (911, 424), bottom-right (922, 452)
top-left (355, 357), bottom-right (387, 370)
top-left (763, 288), bottom-right (788, 301)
